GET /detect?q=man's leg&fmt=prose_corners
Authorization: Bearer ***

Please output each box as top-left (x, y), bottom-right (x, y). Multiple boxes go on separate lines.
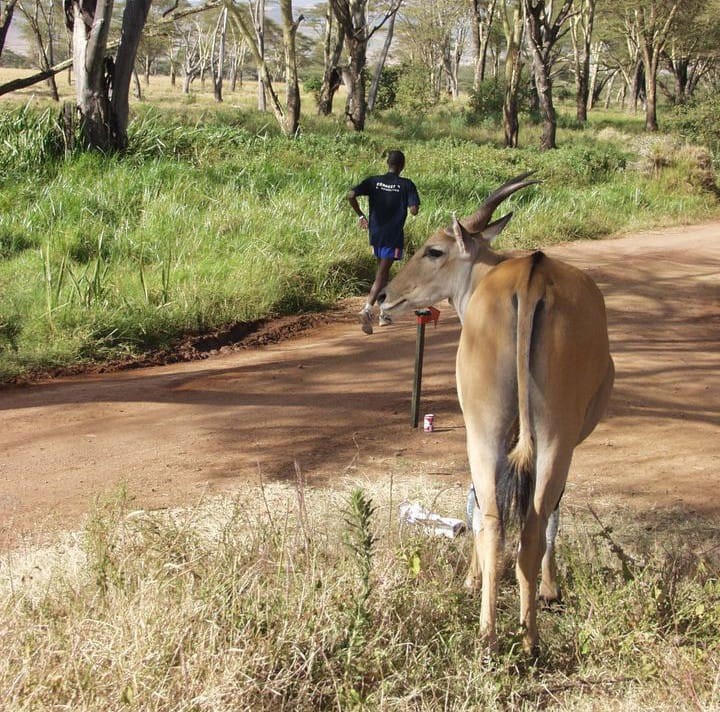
top-left (369, 258), bottom-right (394, 305)
top-left (359, 258), bottom-right (394, 334)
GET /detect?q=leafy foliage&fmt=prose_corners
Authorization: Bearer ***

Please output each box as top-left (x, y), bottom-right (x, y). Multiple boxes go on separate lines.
top-left (667, 93), bottom-right (720, 160)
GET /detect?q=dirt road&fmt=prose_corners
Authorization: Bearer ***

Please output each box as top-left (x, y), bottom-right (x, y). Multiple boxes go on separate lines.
top-left (1, 223), bottom-right (718, 549)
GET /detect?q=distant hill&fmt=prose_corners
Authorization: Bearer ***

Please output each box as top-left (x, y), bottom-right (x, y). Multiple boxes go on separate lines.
top-left (3, 16), bottom-right (29, 54)
top-left (0, 48), bottom-right (32, 69)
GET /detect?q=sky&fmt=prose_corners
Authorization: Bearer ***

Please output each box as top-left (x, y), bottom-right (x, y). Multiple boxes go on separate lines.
top-left (3, 0), bottom-right (325, 59)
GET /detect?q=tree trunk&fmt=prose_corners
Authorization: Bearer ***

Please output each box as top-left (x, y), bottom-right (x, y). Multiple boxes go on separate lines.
top-left (367, 9), bottom-right (394, 113)
top-left (343, 33), bottom-right (367, 131)
top-left (644, 58), bottom-right (658, 131)
top-left (212, 7), bottom-right (227, 102)
top-left (631, 60), bottom-right (644, 112)
top-left (132, 68), bottom-right (142, 99)
top-left (571, 0), bottom-right (595, 123)
top-left (667, 55), bottom-right (688, 104)
top-left (111, 0), bottom-right (152, 149)
top-left (603, 71), bottom-right (616, 109)
top-left (501, 2), bottom-right (523, 149)
top-left (227, 0), bottom-right (300, 138)
top-left (0, 0), bottom-right (17, 60)
top-left (253, 0), bottom-right (266, 111)
top-left (330, 0), bottom-right (379, 132)
top-left (524, 0), bottom-right (573, 150)
top-left (70, 0), bottom-right (114, 150)
top-left (472, 0), bottom-right (496, 90)
top-left (278, 0), bottom-right (301, 137)
top-left (47, 72), bottom-right (60, 101)
top-left (317, 4), bottom-right (343, 116)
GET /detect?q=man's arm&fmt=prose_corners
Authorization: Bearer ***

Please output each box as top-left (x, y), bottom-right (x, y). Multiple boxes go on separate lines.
top-left (407, 180), bottom-right (420, 217)
top-left (347, 190), bottom-right (368, 229)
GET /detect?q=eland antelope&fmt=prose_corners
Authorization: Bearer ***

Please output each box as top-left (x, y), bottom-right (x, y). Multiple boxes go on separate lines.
top-left (378, 173), bottom-right (614, 652)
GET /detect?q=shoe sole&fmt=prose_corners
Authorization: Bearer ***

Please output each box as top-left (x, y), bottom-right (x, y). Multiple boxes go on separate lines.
top-left (359, 312), bottom-right (373, 335)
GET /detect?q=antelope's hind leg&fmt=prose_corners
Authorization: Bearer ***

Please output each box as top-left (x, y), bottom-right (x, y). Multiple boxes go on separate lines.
top-left (539, 505), bottom-right (561, 604)
top-left (516, 446), bottom-right (573, 653)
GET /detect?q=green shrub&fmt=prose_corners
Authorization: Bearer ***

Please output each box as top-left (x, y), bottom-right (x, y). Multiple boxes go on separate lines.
top-left (373, 67), bottom-right (401, 111)
top-left (395, 62), bottom-right (435, 114)
top-left (667, 94), bottom-right (720, 159)
top-left (466, 79), bottom-right (505, 126)
top-left (303, 75), bottom-right (323, 107)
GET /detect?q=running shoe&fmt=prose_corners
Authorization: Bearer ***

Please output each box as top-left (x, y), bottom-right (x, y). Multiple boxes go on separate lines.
top-left (358, 306), bottom-right (374, 334)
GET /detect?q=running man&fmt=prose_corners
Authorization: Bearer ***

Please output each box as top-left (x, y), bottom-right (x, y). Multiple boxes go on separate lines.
top-left (347, 150), bottom-right (420, 334)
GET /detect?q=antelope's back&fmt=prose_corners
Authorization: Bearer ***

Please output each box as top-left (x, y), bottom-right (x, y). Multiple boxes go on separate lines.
top-left (456, 253), bottom-right (611, 423)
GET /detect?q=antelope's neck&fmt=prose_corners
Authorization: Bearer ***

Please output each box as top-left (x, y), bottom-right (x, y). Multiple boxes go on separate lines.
top-left (453, 252), bottom-right (507, 323)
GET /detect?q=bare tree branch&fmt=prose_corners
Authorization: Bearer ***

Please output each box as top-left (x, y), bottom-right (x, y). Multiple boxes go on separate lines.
top-left (0, 0), bottom-right (221, 97)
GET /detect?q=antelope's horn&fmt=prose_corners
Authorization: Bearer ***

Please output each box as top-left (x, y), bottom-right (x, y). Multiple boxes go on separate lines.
top-left (459, 171), bottom-right (539, 234)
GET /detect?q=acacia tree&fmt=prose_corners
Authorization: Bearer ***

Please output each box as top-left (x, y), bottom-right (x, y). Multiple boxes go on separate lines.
top-left (227, 0), bottom-right (303, 137)
top-left (471, 0), bottom-right (497, 88)
top-left (227, 26), bottom-right (247, 90)
top-left (610, 0), bottom-right (679, 131)
top-left (317, 2), bottom-right (343, 115)
top-left (396, 0), bottom-right (468, 103)
top-left (211, 6), bottom-right (228, 100)
top-left (569, 0), bottom-right (596, 122)
top-left (442, 6), bottom-right (469, 98)
top-left (660, 0), bottom-right (717, 104)
top-left (64, 0), bottom-right (152, 149)
top-left (179, 21), bottom-right (210, 93)
top-left (500, 0), bottom-right (524, 148)
top-left (523, 0), bottom-right (574, 150)
top-left (329, 0), bottom-right (398, 131)
top-left (636, 1), bottom-right (679, 130)
top-left (367, 3), bottom-right (396, 112)
top-left (18, 0), bottom-right (63, 101)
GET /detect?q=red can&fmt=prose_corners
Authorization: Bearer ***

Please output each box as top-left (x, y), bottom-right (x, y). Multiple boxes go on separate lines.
top-left (423, 414), bottom-right (435, 432)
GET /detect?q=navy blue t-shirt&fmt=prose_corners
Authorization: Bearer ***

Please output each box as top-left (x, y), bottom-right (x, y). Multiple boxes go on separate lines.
top-left (351, 172), bottom-right (420, 250)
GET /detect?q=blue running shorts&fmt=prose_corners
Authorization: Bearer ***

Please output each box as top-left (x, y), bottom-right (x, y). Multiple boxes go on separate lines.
top-left (373, 246), bottom-right (404, 260)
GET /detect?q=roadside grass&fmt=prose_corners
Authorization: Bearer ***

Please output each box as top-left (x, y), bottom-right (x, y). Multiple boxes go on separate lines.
top-left (1, 80), bottom-right (719, 379)
top-left (1, 479), bottom-right (718, 710)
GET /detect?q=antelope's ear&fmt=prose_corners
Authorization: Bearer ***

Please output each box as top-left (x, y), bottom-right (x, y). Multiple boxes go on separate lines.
top-left (480, 212), bottom-right (513, 243)
top-left (452, 213), bottom-right (470, 254)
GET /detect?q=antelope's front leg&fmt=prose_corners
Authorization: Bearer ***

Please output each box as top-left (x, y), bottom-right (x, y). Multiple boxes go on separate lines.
top-left (464, 494), bottom-right (482, 592)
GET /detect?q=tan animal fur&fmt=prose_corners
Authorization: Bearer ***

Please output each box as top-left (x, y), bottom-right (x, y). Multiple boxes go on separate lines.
top-left (379, 173), bottom-right (614, 652)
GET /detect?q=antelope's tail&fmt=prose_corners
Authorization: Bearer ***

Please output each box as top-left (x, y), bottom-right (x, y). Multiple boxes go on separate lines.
top-left (500, 252), bottom-right (546, 527)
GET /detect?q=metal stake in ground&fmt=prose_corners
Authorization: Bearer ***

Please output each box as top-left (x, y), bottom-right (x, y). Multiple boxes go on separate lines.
top-left (411, 307), bottom-right (440, 428)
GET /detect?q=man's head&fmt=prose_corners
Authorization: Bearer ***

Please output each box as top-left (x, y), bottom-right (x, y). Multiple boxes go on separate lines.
top-left (387, 150), bottom-right (405, 174)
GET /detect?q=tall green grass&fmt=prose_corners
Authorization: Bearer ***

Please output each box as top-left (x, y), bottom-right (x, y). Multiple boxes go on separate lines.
top-left (0, 104), bottom-right (718, 380)
top-left (1, 479), bottom-right (718, 709)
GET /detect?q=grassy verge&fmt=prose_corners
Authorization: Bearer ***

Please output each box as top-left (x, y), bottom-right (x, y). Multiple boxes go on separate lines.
top-left (1, 479), bottom-right (718, 710)
top-left (0, 98), bottom-right (718, 380)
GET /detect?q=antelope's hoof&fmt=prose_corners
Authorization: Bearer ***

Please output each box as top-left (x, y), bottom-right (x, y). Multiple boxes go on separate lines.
top-left (538, 590), bottom-right (563, 610)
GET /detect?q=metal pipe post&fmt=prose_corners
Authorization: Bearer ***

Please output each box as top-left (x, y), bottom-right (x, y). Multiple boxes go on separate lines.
top-left (411, 318), bottom-right (426, 428)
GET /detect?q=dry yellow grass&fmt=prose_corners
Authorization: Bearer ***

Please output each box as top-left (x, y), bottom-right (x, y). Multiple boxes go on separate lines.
top-left (0, 67), bottom-right (342, 119)
top-left (1, 475), bottom-right (718, 710)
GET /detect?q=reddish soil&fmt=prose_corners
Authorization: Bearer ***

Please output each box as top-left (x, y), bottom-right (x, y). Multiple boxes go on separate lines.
top-left (1, 223), bottom-right (718, 549)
